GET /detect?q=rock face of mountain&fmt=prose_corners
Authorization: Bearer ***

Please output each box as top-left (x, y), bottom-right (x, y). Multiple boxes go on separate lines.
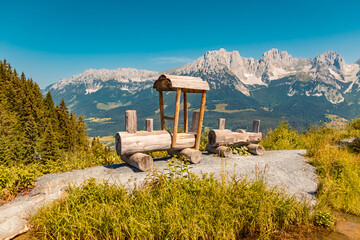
top-left (167, 49), bottom-right (360, 104)
top-left (47, 68), bottom-right (158, 95)
top-left (44, 48), bottom-right (360, 138)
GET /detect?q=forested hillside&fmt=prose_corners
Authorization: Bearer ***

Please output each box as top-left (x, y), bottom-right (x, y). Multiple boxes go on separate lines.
top-left (0, 60), bottom-right (119, 201)
top-left (0, 59), bottom-right (88, 165)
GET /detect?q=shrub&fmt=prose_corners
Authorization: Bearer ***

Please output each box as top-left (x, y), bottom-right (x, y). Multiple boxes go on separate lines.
top-left (261, 120), bottom-right (304, 150)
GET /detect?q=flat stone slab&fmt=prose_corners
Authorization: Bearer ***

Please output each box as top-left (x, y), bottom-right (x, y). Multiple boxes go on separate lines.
top-left (0, 150), bottom-right (317, 240)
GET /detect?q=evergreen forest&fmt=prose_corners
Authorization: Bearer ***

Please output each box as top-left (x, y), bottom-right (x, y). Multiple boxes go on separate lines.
top-left (0, 60), bottom-right (119, 201)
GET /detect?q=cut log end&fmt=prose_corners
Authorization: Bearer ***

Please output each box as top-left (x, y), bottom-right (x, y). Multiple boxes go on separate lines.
top-left (121, 153), bottom-right (153, 171)
top-left (167, 148), bottom-right (203, 164)
top-left (247, 144), bottom-right (265, 156)
top-left (206, 144), bottom-right (233, 158)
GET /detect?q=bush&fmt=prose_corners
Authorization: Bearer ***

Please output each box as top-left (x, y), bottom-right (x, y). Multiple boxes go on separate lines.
top-left (261, 120), bottom-right (305, 150)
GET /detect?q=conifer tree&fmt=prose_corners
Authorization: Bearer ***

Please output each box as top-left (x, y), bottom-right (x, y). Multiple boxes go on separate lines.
top-left (41, 121), bottom-right (59, 162)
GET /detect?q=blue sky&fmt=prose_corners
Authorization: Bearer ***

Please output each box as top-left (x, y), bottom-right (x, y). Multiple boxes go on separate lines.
top-left (1, 0), bottom-right (360, 88)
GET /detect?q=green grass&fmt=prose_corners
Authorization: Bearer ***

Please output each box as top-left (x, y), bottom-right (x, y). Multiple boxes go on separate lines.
top-left (261, 119), bottom-right (360, 215)
top-left (31, 170), bottom-right (313, 239)
top-left (0, 141), bottom-right (121, 202)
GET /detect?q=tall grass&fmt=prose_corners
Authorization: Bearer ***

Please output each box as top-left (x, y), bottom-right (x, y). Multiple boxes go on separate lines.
top-left (31, 170), bottom-right (312, 239)
top-left (261, 119), bottom-right (360, 215)
top-left (0, 147), bottom-right (120, 202)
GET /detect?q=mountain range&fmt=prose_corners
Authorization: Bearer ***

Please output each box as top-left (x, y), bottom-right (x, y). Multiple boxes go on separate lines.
top-left (44, 48), bottom-right (360, 140)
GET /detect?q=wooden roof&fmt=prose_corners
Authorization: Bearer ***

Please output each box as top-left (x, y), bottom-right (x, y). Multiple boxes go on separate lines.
top-left (153, 74), bottom-right (210, 92)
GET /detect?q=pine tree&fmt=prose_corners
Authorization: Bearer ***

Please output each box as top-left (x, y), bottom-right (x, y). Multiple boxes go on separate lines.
top-left (76, 116), bottom-right (88, 148)
top-left (56, 99), bottom-right (71, 150)
top-left (41, 121), bottom-right (59, 162)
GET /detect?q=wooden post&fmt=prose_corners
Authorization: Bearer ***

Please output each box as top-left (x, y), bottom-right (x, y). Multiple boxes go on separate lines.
top-left (159, 91), bottom-right (165, 130)
top-left (172, 89), bottom-right (181, 148)
top-left (146, 118), bottom-right (153, 132)
top-left (190, 111), bottom-right (200, 133)
top-left (195, 90), bottom-right (206, 150)
top-left (125, 110), bottom-right (137, 133)
top-left (252, 120), bottom-right (260, 133)
top-left (218, 118), bottom-right (225, 130)
top-left (183, 91), bottom-right (188, 133)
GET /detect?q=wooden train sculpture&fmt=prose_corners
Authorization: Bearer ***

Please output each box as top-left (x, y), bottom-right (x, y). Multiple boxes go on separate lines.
top-left (115, 74), bottom-right (265, 171)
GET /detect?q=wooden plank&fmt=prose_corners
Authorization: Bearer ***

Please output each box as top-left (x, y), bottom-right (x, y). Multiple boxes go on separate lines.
top-left (252, 120), bottom-right (260, 133)
top-left (195, 91), bottom-right (206, 150)
top-left (146, 118), bottom-right (153, 132)
top-left (172, 89), bottom-right (181, 148)
top-left (190, 111), bottom-right (200, 133)
top-left (164, 116), bottom-right (175, 121)
top-left (153, 74), bottom-right (210, 91)
top-left (159, 91), bottom-right (165, 130)
top-left (183, 92), bottom-right (188, 133)
top-left (181, 89), bottom-right (204, 93)
top-left (218, 118), bottom-right (225, 130)
top-left (125, 110), bottom-right (137, 133)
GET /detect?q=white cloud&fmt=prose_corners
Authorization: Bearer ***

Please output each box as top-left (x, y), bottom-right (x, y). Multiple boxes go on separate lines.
top-left (152, 56), bottom-right (193, 64)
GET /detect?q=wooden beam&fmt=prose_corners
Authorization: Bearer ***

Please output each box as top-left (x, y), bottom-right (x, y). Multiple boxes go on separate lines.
top-left (125, 110), bottom-right (137, 134)
top-left (195, 91), bottom-right (206, 150)
top-left (183, 92), bottom-right (188, 133)
top-left (218, 118), bottom-right (225, 130)
top-left (164, 116), bottom-right (175, 121)
top-left (252, 120), bottom-right (260, 133)
top-left (172, 89), bottom-right (181, 148)
top-left (146, 118), bottom-right (153, 132)
top-left (208, 129), bottom-right (262, 147)
top-left (190, 111), bottom-right (200, 133)
top-left (159, 91), bottom-right (165, 130)
top-left (116, 131), bottom-right (196, 156)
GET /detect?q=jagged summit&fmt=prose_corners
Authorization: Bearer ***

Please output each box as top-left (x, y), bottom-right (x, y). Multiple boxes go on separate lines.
top-left (261, 48), bottom-right (292, 62)
top-left (314, 51), bottom-right (345, 70)
top-left (47, 68), bottom-right (158, 95)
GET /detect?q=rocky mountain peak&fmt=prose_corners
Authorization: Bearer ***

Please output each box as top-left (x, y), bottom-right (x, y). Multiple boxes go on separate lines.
top-left (314, 51), bottom-right (345, 70)
top-left (356, 59), bottom-right (360, 65)
top-left (261, 48), bottom-right (292, 62)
